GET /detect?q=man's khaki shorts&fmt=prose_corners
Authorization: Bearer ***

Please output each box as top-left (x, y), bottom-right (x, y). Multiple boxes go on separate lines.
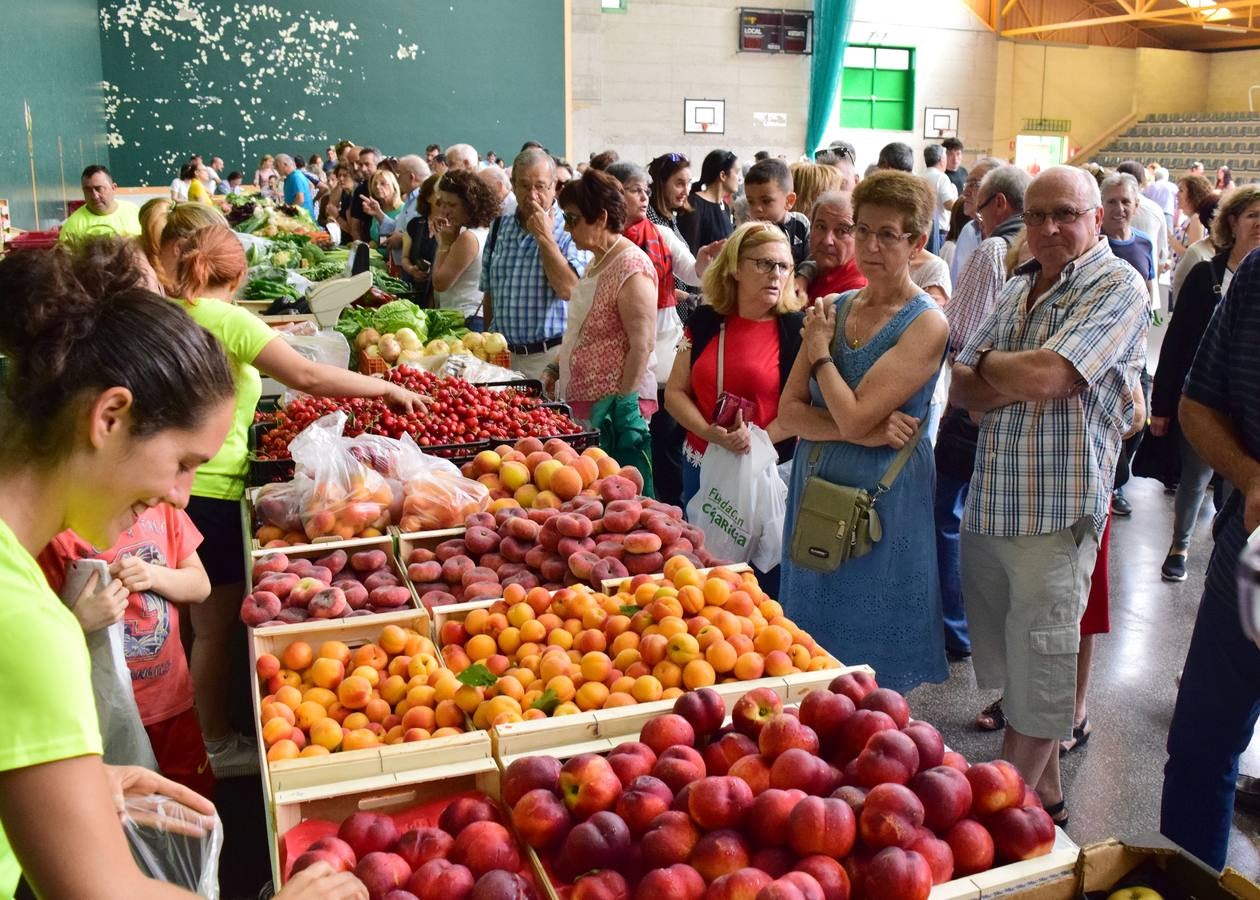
top-left (961, 517), bottom-right (1100, 740)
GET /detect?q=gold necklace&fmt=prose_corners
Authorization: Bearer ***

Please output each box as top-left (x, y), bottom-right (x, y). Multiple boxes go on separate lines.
top-left (847, 291), bottom-right (868, 349)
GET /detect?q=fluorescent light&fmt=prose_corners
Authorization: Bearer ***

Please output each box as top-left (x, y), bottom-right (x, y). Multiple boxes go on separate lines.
top-left (1203, 22), bottom-right (1247, 30)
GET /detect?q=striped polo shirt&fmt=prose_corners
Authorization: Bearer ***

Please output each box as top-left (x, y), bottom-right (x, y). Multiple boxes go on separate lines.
top-left (956, 238), bottom-right (1149, 537)
top-left (1182, 247), bottom-right (1260, 602)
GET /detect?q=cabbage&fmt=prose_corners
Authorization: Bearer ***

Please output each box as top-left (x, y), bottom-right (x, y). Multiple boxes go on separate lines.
top-left (372, 301), bottom-right (429, 343)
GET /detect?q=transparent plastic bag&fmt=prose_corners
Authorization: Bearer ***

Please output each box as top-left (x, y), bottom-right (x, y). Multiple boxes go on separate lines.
top-left (90, 622), bottom-right (161, 770)
top-left (368, 434), bottom-right (492, 532)
top-left (252, 475), bottom-right (310, 534)
top-left (439, 352), bottom-right (525, 382)
top-left (122, 793), bottom-right (223, 897)
top-left (279, 329), bottom-right (351, 407)
top-left (289, 412), bottom-right (393, 541)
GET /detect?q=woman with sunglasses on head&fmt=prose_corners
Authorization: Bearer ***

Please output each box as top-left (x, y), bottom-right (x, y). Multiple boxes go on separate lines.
top-left (777, 171), bottom-right (950, 694)
top-left (678, 150), bottom-right (738, 255)
top-left (0, 240), bottom-right (365, 900)
top-left (647, 153), bottom-right (704, 324)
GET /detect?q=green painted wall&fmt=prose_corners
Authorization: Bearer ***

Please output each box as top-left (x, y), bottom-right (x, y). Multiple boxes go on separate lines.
top-left (97, 1), bottom-right (567, 186)
top-left (0, 0), bottom-right (109, 229)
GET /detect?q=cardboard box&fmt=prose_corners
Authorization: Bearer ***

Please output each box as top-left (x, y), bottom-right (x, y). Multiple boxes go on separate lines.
top-left (997, 833), bottom-right (1260, 899)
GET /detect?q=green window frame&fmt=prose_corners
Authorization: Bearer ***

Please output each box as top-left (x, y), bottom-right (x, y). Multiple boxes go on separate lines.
top-left (839, 45), bottom-right (915, 132)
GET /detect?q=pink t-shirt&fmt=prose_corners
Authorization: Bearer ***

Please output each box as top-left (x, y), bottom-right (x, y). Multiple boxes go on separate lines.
top-left (38, 506), bottom-right (202, 726)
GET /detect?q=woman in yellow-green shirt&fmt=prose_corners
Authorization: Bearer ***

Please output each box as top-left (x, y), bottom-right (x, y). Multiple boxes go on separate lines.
top-left (144, 204), bottom-right (424, 776)
top-left (0, 240), bottom-right (364, 899)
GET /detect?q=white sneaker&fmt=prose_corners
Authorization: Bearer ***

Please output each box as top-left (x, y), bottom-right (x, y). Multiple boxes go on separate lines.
top-left (207, 732), bottom-right (260, 778)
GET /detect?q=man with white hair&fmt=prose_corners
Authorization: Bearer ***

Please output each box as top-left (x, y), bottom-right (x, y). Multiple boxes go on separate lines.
top-left (950, 165), bottom-right (1148, 825)
top-left (1116, 160), bottom-right (1169, 308)
top-left (377, 154), bottom-right (431, 267)
top-left (276, 153), bottom-right (314, 217)
top-left (445, 143), bottom-right (479, 172)
top-left (948, 156), bottom-right (1004, 287)
top-left (478, 164), bottom-right (516, 217)
top-left (1144, 165), bottom-right (1177, 236)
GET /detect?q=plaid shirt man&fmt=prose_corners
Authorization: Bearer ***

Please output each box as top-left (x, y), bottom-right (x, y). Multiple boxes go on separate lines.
top-left (479, 204), bottom-right (589, 344)
top-left (956, 238), bottom-right (1149, 537)
top-left (948, 237), bottom-right (1008, 355)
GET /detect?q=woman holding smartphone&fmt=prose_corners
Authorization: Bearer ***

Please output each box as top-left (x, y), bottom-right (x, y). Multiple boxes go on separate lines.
top-left (0, 240), bottom-right (364, 899)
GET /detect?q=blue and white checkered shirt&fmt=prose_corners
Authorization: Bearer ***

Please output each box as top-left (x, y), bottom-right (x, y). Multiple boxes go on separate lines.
top-left (479, 204), bottom-right (590, 344)
top-left (956, 239), bottom-right (1149, 537)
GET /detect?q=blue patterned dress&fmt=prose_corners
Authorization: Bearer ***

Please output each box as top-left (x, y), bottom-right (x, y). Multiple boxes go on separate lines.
top-left (780, 291), bottom-right (948, 694)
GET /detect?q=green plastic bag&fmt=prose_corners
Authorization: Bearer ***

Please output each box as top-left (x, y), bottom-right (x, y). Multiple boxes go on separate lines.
top-left (589, 393), bottom-right (654, 499)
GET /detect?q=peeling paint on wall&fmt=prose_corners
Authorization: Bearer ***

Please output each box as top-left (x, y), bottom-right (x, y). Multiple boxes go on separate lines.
top-left (98, 0), bottom-right (416, 184)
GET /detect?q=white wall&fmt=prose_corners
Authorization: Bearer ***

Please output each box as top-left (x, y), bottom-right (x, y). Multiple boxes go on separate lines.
top-left (570, 0), bottom-right (997, 177)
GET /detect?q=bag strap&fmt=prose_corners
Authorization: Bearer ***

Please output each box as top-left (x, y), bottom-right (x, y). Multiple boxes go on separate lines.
top-left (873, 420), bottom-right (928, 500)
top-left (717, 321), bottom-right (727, 396)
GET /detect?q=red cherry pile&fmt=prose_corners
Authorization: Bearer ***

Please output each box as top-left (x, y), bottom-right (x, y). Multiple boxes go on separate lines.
top-left (255, 370), bottom-right (582, 460)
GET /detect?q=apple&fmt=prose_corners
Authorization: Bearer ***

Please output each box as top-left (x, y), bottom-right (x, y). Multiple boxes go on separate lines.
top-left (908, 766), bottom-right (973, 833)
top-left (731, 688), bottom-right (784, 739)
top-left (862, 847), bottom-right (931, 900)
top-left (560, 754), bottom-right (623, 819)
top-left (673, 688), bottom-right (726, 740)
top-left (1106, 890), bottom-right (1166, 900)
top-left (502, 755), bottom-right (562, 806)
top-left (859, 783), bottom-right (925, 850)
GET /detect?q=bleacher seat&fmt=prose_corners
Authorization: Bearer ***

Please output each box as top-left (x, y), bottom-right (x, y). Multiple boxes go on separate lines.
top-left (1092, 110), bottom-right (1260, 182)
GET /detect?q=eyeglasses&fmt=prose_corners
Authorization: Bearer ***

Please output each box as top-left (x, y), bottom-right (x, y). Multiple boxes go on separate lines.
top-left (962, 178), bottom-right (983, 194)
top-left (1023, 206), bottom-right (1097, 227)
top-left (562, 210), bottom-right (581, 226)
top-left (743, 256), bottom-right (791, 275)
top-left (853, 223), bottom-right (913, 248)
top-left (974, 194), bottom-right (998, 217)
top-left (515, 180), bottom-right (555, 193)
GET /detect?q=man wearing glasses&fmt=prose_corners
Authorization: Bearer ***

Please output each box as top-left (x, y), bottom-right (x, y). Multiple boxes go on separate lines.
top-left (949, 166), bottom-right (1149, 825)
top-left (948, 157), bottom-right (1003, 287)
top-left (480, 147), bottom-right (590, 381)
top-left (934, 163), bottom-right (1030, 662)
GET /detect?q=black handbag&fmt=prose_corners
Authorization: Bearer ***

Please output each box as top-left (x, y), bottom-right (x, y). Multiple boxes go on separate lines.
top-left (1132, 423), bottom-right (1182, 488)
top-left (934, 405), bottom-right (980, 483)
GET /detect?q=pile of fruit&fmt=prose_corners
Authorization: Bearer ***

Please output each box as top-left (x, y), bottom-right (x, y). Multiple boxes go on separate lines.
top-left (460, 439), bottom-right (641, 511)
top-left (255, 621), bottom-right (467, 761)
top-left (354, 327), bottom-right (511, 370)
top-left (241, 548), bottom-right (413, 627)
top-left (284, 794), bottom-right (538, 899)
top-left (504, 681), bottom-right (1057, 900)
top-left (427, 559), bottom-right (838, 728)
top-left (254, 371), bottom-right (582, 459)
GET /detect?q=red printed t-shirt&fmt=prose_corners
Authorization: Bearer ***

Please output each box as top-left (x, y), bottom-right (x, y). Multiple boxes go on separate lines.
top-left (683, 314), bottom-right (782, 457)
top-left (38, 505), bottom-right (202, 725)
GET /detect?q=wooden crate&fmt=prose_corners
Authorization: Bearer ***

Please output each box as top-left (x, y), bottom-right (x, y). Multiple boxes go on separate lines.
top-left (268, 749), bottom-right (514, 889)
top-left (491, 675), bottom-right (1079, 900)
top-left (247, 536), bottom-right (423, 630)
top-left (250, 610), bottom-right (483, 801)
top-left (394, 526), bottom-right (468, 561)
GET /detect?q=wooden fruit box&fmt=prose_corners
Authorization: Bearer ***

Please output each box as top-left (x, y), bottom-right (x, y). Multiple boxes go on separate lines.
top-left (249, 610), bottom-right (484, 803)
top-left (492, 676), bottom-right (1078, 900)
top-left (247, 535), bottom-right (424, 630)
top-left (267, 750), bottom-right (543, 891)
top-left (394, 526), bottom-right (469, 560)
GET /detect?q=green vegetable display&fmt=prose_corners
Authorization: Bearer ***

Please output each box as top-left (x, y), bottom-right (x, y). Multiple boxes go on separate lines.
top-left (372, 271), bottom-right (411, 296)
top-left (304, 261), bottom-right (345, 282)
top-left (335, 302), bottom-right (472, 350)
top-left (243, 277), bottom-right (300, 301)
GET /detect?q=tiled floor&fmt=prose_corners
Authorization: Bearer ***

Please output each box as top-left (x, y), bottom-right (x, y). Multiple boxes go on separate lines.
top-left (908, 473), bottom-right (1260, 877)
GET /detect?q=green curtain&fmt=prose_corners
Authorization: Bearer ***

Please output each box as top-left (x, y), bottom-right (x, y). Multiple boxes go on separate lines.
top-left (805, 0), bottom-right (856, 157)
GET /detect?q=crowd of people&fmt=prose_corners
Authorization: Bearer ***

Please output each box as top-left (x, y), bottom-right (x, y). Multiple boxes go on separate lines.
top-left (4, 128), bottom-right (1259, 896)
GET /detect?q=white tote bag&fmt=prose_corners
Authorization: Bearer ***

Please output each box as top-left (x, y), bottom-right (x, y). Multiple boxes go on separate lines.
top-left (686, 425), bottom-right (784, 566)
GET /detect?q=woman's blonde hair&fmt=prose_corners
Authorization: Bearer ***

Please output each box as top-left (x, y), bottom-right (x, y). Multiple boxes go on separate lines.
top-left (702, 221), bottom-right (802, 316)
top-left (1211, 184), bottom-right (1260, 250)
top-left (370, 169), bottom-right (401, 206)
top-left (260, 154), bottom-right (274, 166)
top-left (791, 162), bottom-right (846, 220)
top-left (138, 197), bottom-right (173, 273)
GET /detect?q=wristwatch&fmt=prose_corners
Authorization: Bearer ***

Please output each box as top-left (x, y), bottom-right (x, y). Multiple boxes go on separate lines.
top-left (810, 357), bottom-right (834, 378)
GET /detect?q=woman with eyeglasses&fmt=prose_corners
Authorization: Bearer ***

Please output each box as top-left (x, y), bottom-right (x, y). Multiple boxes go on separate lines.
top-left (553, 170), bottom-right (659, 482)
top-left (678, 150), bottom-right (738, 254)
top-left (665, 223), bottom-right (805, 589)
top-left (777, 171), bottom-right (950, 693)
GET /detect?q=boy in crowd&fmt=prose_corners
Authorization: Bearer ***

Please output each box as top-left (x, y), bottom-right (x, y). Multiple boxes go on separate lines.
top-left (224, 171), bottom-right (244, 195)
top-left (38, 504), bottom-right (216, 797)
top-left (743, 158), bottom-right (809, 266)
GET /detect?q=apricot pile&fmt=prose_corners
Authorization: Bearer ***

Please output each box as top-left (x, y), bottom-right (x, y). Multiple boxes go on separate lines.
top-left (256, 623), bottom-right (469, 763)
top-left (434, 557), bottom-right (839, 729)
top-left (457, 437), bottom-right (646, 513)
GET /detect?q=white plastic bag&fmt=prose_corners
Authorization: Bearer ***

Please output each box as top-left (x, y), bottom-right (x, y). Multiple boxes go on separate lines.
top-left (88, 622), bottom-right (160, 770)
top-left (279, 329), bottom-right (351, 407)
top-left (123, 793), bottom-right (223, 898)
top-left (686, 425), bottom-right (783, 566)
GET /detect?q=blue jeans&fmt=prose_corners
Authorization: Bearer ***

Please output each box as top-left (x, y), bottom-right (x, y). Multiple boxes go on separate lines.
top-left (1161, 513), bottom-right (1260, 871)
top-left (934, 472), bottom-right (971, 654)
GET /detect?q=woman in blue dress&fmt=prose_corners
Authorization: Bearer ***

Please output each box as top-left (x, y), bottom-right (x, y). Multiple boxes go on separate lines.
top-left (778, 171), bottom-right (950, 694)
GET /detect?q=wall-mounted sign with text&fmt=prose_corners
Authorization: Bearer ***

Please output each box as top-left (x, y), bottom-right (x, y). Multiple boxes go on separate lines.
top-left (739, 8), bottom-right (813, 54)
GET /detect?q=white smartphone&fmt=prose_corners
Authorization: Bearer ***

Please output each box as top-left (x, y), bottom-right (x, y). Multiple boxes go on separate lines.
top-left (62, 558), bottom-right (111, 609)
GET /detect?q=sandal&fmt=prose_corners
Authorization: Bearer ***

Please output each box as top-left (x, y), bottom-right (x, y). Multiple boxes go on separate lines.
top-left (1045, 799), bottom-right (1070, 829)
top-left (975, 698), bottom-right (1005, 731)
top-left (1059, 717), bottom-right (1091, 755)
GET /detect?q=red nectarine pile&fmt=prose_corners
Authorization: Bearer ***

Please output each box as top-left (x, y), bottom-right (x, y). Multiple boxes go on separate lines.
top-left (503, 682), bottom-right (1057, 900)
top-left (256, 623), bottom-right (467, 762)
top-left (284, 793), bottom-right (540, 900)
top-left (241, 548), bottom-right (414, 627)
top-left (432, 558), bottom-right (839, 729)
